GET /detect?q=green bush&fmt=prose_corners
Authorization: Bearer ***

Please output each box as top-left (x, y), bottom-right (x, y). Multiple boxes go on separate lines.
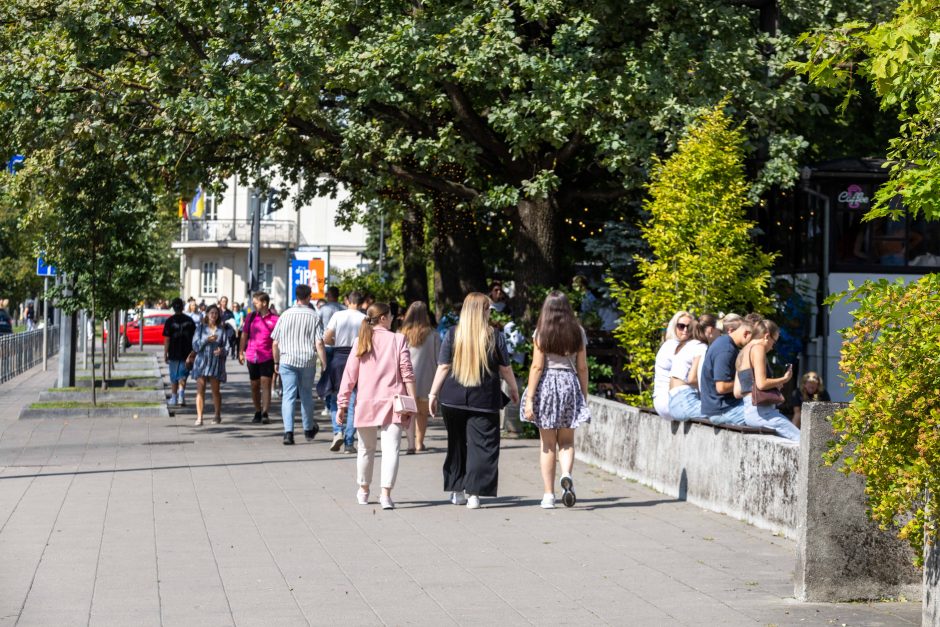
top-left (330, 267), bottom-right (403, 305)
top-left (609, 105), bottom-right (776, 405)
top-left (826, 275), bottom-right (940, 563)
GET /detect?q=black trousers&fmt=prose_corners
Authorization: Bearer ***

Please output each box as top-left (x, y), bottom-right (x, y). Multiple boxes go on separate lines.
top-left (442, 406), bottom-right (501, 497)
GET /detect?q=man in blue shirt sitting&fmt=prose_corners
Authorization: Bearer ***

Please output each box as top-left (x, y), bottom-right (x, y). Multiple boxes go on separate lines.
top-left (700, 318), bottom-right (754, 425)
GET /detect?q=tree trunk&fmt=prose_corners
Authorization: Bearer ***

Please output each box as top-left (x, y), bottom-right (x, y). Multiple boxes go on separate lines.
top-left (431, 195), bottom-right (486, 313)
top-left (400, 201), bottom-right (429, 305)
top-left (512, 196), bottom-right (560, 322)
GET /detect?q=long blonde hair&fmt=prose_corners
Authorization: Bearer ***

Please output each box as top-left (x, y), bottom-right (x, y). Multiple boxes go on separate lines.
top-left (356, 303), bottom-right (390, 357)
top-left (451, 292), bottom-right (494, 387)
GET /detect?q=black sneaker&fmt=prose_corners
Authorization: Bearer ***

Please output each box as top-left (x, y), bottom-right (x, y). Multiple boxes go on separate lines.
top-left (252, 411), bottom-right (263, 424)
top-left (561, 476), bottom-right (576, 507)
top-left (304, 423), bottom-right (319, 441)
top-left (261, 412), bottom-right (271, 425)
top-left (283, 432), bottom-right (295, 445)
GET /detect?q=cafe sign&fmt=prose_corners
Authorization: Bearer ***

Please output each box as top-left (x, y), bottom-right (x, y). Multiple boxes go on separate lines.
top-left (838, 184), bottom-right (870, 209)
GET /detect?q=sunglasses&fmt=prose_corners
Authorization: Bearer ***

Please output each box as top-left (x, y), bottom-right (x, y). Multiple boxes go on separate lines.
top-left (676, 323), bottom-right (689, 331)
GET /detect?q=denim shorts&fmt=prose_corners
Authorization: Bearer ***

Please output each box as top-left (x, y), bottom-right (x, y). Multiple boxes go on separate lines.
top-left (168, 360), bottom-right (190, 384)
top-left (668, 387), bottom-right (703, 421)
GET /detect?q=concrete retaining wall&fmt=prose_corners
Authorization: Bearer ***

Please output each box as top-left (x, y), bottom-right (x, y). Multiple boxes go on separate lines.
top-left (576, 396), bottom-right (800, 538)
top-left (795, 402), bottom-right (920, 602)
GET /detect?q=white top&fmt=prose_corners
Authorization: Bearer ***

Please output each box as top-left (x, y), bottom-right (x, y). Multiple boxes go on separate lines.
top-left (326, 309), bottom-right (367, 348)
top-left (653, 339), bottom-right (679, 419)
top-left (669, 340), bottom-right (707, 384)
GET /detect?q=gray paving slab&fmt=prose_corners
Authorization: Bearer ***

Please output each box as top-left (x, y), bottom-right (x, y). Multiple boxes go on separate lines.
top-left (0, 349), bottom-right (923, 625)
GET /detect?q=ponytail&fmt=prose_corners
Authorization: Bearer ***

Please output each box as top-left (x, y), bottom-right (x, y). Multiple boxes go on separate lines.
top-left (356, 302), bottom-right (391, 357)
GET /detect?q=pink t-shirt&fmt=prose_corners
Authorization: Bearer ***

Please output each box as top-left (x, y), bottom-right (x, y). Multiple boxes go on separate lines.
top-left (244, 311), bottom-right (279, 363)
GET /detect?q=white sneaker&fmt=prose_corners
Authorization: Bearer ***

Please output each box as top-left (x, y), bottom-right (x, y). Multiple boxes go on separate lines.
top-left (167, 394), bottom-right (177, 407)
top-left (450, 491), bottom-right (467, 506)
top-left (178, 391), bottom-right (186, 407)
top-left (466, 495), bottom-right (481, 510)
top-left (540, 494), bottom-right (556, 509)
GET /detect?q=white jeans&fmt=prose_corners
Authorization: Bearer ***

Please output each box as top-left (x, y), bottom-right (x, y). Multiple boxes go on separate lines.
top-left (357, 423), bottom-right (402, 489)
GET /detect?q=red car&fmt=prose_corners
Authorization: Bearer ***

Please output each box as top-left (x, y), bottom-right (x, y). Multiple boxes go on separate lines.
top-left (105, 311), bottom-right (172, 346)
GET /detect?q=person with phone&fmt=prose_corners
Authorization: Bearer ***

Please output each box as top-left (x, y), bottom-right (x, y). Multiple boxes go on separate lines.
top-left (734, 319), bottom-right (800, 441)
top-left (336, 302), bottom-right (417, 510)
top-left (191, 304), bottom-right (230, 426)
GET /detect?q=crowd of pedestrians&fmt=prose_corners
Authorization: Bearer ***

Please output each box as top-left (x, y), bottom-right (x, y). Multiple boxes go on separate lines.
top-left (653, 310), bottom-right (807, 441)
top-left (159, 285), bottom-right (592, 511)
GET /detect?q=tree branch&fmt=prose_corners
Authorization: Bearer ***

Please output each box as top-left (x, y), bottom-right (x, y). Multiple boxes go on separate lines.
top-left (151, 2), bottom-right (208, 62)
top-left (441, 81), bottom-right (526, 179)
top-left (389, 164), bottom-right (479, 201)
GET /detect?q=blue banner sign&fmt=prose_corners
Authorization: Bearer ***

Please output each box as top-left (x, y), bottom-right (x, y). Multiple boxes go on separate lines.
top-left (36, 256), bottom-right (57, 277)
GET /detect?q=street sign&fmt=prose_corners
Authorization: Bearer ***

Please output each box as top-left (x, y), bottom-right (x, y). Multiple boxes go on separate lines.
top-left (6, 155), bottom-right (24, 175)
top-left (36, 256), bottom-right (57, 277)
top-left (290, 258), bottom-right (326, 303)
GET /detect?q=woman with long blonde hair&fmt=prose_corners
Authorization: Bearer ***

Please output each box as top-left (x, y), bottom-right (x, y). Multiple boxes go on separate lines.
top-left (428, 293), bottom-right (520, 509)
top-left (337, 302), bottom-right (418, 509)
top-left (400, 301), bottom-right (441, 453)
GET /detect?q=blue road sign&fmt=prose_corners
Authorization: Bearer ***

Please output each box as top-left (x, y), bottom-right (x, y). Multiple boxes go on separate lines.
top-left (6, 155), bottom-right (24, 174)
top-left (36, 257), bottom-right (57, 277)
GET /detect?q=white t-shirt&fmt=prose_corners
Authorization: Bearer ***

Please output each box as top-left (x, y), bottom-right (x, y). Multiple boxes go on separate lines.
top-left (669, 340), bottom-right (707, 384)
top-left (653, 339), bottom-right (679, 419)
top-left (326, 309), bottom-right (366, 348)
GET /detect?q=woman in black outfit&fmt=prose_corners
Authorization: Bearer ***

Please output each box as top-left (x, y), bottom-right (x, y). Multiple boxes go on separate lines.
top-left (429, 292), bottom-right (520, 509)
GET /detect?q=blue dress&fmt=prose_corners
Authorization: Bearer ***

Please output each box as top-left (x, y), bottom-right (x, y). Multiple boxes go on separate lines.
top-left (191, 323), bottom-right (229, 382)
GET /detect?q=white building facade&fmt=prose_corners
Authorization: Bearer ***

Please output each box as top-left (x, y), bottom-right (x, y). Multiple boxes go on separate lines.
top-left (172, 177), bottom-right (368, 312)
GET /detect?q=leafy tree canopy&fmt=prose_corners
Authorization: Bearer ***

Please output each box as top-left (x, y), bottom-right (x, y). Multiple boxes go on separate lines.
top-left (0, 0), bottom-right (895, 315)
top-left (794, 0), bottom-right (940, 220)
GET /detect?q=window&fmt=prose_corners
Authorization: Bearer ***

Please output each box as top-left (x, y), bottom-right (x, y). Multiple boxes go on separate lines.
top-left (201, 261), bottom-right (218, 295)
top-left (204, 194), bottom-right (218, 220)
top-left (259, 263), bottom-right (274, 292)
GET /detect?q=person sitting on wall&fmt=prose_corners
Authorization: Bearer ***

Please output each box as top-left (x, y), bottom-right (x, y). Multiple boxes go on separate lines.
top-left (667, 319), bottom-right (710, 422)
top-left (652, 311), bottom-right (694, 420)
top-left (699, 316), bottom-right (755, 426)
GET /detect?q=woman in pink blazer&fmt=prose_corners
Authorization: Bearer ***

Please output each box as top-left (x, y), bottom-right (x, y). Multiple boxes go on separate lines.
top-left (338, 303), bottom-right (418, 510)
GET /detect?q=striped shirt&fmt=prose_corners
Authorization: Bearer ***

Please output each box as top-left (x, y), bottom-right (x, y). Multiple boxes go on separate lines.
top-left (270, 304), bottom-right (322, 368)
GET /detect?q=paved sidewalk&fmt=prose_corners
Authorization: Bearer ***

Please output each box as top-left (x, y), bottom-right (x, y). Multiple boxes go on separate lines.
top-left (0, 353), bottom-right (920, 626)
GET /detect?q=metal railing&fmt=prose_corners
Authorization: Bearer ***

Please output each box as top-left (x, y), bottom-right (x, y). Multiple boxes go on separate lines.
top-left (178, 220), bottom-right (297, 245)
top-left (0, 326), bottom-right (59, 384)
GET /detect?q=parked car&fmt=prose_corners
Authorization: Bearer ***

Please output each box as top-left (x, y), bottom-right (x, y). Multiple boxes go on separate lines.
top-left (103, 311), bottom-right (172, 346)
top-left (0, 310), bottom-right (12, 334)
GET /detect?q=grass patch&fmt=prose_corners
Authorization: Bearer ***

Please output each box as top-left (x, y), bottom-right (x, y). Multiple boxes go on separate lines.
top-left (30, 401), bottom-right (163, 409)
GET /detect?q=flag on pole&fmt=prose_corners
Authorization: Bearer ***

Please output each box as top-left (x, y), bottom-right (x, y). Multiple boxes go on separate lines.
top-left (189, 187), bottom-right (206, 219)
top-left (178, 197), bottom-right (189, 220)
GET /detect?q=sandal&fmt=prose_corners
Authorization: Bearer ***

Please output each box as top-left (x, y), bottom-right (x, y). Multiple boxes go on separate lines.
top-left (194, 418), bottom-right (203, 426)
top-left (211, 417), bottom-right (222, 425)
top-left (405, 448), bottom-right (416, 455)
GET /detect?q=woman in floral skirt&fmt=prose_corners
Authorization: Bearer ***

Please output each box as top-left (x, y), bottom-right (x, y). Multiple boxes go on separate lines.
top-left (523, 291), bottom-right (590, 509)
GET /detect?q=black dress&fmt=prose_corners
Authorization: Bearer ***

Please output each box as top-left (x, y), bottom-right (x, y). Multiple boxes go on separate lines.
top-left (438, 328), bottom-right (510, 497)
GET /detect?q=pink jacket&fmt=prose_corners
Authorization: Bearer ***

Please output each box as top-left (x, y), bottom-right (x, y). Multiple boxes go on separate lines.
top-left (337, 326), bottom-right (415, 428)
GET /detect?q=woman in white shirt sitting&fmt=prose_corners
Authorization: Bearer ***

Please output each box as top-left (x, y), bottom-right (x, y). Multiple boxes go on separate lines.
top-left (653, 311), bottom-right (693, 419)
top-left (667, 319), bottom-right (709, 421)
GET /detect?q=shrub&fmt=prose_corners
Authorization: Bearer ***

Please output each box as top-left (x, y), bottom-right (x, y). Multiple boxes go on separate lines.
top-left (826, 275), bottom-right (940, 563)
top-left (609, 105), bottom-right (776, 404)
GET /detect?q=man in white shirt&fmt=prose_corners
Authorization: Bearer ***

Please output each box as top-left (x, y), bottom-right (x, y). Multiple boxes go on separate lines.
top-left (270, 284), bottom-right (327, 445)
top-left (320, 290), bottom-right (366, 453)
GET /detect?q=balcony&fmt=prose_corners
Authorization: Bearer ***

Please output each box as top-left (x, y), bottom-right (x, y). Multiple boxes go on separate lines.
top-left (174, 220), bottom-right (297, 249)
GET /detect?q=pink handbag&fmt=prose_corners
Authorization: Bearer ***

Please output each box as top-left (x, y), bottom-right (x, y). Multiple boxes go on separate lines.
top-left (393, 394), bottom-right (417, 414)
